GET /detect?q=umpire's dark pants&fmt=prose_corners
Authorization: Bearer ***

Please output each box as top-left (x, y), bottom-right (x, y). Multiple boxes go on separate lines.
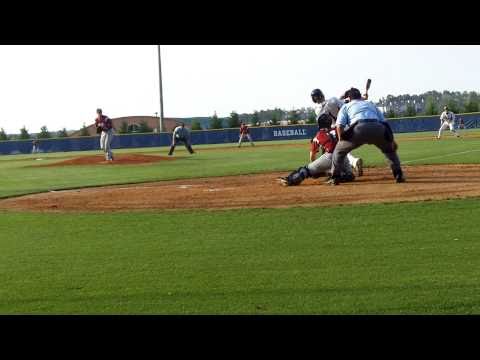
top-left (169, 136), bottom-right (194, 155)
top-left (331, 120), bottom-right (402, 179)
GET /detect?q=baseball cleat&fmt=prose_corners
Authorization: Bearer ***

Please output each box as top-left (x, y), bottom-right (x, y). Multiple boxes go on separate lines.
top-left (326, 177), bottom-right (339, 186)
top-left (277, 177), bottom-right (289, 186)
top-left (354, 158), bottom-right (363, 176)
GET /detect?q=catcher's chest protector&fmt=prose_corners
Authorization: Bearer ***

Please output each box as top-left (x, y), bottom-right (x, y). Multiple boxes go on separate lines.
top-left (315, 130), bottom-right (337, 153)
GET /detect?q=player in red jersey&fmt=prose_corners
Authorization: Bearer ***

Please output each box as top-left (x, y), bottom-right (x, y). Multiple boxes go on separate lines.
top-left (238, 122), bottom-right (255, 147)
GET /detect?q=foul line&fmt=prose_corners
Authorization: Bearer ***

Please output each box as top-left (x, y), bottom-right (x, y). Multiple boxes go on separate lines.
top-left (403, 149), bottom-right (480, 164)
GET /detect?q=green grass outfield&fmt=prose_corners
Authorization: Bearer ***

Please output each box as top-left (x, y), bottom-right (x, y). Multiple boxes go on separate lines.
top-left (1, 128), bottom-right (480, 314)
top-left (1, 200), bottom-right (480, 314)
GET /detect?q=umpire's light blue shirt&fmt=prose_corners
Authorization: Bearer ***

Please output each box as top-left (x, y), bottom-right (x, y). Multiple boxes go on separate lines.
top-left (336, 100), bottom-right (385, 128)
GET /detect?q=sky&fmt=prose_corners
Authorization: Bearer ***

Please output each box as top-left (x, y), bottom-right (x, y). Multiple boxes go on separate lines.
top-left (0, 45), bottom-right (479, 134)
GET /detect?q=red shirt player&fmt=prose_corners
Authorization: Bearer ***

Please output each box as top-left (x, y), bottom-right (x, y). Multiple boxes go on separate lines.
top-left (95, 111), bottom-right (113, 132)
top-left (238, 122), bottom-right (255, 147)
top-left (309, 128), bottom-right (337, 162)
top-left (94, 108), bottom-right (114, 161)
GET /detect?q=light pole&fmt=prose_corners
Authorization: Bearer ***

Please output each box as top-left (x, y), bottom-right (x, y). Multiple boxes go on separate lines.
top-left (157, 45), bottom-right (164, 133)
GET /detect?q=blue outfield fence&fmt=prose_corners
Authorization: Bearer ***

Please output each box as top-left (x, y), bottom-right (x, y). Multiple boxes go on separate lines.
top-left (1, 112), bottom-right (480, 155)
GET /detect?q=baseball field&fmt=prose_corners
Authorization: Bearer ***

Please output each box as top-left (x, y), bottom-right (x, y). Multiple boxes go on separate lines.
top-left (1, 129), bottom-right (480, 314)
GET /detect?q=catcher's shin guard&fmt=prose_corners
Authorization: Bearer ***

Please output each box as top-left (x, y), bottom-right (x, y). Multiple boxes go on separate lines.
top-left (284, 166), bottom-right (311, 186)
top-left (339, 172), bottom-right (355, 182)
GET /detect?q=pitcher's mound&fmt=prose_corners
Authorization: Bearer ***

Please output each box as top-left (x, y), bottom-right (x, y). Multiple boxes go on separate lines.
top-left (35, 154), bottom-right (176, 167)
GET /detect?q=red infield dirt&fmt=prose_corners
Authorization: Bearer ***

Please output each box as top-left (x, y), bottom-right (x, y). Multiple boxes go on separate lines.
top-left (32, 154), bottom-right (176, 167)
top-left (1, 164), bottom-right (480, 212)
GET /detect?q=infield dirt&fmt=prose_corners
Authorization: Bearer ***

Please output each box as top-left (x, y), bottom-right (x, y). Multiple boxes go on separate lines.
top-left (1, 164), bottom-right (479, 212)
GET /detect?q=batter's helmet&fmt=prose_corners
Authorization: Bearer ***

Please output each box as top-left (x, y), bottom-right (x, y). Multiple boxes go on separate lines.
top-left (311, 89), bottom-right (325, 103)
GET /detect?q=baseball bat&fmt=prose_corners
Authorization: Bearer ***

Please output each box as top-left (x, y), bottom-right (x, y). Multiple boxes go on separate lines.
top-left (365, 79), bottom-right (372, 99)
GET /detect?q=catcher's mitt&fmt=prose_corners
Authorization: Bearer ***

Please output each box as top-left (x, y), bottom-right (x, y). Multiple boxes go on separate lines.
top-left (96, 126), bottom-right (102, 134)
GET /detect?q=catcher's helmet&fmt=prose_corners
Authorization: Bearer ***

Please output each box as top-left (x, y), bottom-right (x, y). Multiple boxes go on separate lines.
top-left (311, 89), bottom-right (325, 103)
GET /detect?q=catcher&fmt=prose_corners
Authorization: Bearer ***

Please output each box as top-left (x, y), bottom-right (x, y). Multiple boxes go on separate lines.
top-left (95, 108), bottom-right (114, 161)
top-left (278, 115), bottom-right (355, 186)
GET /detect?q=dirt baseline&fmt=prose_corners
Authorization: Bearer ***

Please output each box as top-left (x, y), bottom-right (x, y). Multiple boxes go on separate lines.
top-left (1, 164), bottom-right (480, 212)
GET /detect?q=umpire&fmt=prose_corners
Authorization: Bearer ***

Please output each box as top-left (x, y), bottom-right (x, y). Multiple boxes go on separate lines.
top-left (168, 123), bottom-right (195, 156)
top-left (329, 88), bottom-right (405, 185)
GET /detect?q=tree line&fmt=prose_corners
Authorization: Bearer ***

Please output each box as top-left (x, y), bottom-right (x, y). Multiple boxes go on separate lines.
top-left (0, 120), bottom-right (154, 141)
top-left (2, 90), bottom-right (479, 139)
top-left (0, 126), bottom-right (69, 141)
top-left (381, 90), bottom-right (480, 118)
top-left (191, 108), bottom-right (318, 131)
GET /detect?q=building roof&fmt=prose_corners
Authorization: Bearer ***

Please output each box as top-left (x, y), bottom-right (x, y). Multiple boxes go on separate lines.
top-left (70, 116), bottom-right (185, 137)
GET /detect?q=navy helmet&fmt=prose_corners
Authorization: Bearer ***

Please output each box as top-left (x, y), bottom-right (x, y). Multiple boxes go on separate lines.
top-left (311, 89), bottom-right (325, 103)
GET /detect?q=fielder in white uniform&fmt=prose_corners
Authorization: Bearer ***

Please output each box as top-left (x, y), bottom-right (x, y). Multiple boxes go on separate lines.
top-left (438, 105), bottom-right (460, 139)
top-left (311, 89), bottom-right (364, 176)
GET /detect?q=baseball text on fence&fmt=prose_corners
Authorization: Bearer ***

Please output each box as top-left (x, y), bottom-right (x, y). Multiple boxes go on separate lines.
top-left (273, 129), bottom-right (308, 137)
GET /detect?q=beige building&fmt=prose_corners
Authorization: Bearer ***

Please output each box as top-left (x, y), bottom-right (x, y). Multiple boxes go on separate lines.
top-left (71, 116), bottom-right (186, 137)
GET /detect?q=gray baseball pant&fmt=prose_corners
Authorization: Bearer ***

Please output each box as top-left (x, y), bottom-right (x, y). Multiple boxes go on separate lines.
top-left (307, 152), bottom-right (352, 178)
top-left (100, 129), bottom-right (114, 160)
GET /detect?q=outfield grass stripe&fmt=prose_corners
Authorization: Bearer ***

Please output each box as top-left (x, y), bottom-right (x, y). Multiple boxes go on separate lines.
top-left (403, 148), bottom-right (480, 164)
top-left (1, 199), bottom-right (480, 314)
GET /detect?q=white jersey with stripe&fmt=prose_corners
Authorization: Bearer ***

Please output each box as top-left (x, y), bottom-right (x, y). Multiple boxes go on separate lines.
top-left (440, 111), bottom-right (455, 123)
top-left (314, 97), bottom-right (344, 128)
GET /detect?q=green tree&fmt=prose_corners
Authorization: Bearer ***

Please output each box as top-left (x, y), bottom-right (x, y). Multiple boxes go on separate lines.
top-left (463, 91), bottom-right (479, 113)
top-left (38, 125), bottom-right (51, 139)
top-left (423, 96), bottom-right (438, 115)
top-left (228, 111), bottom-right (240, 128)
top-left (210, 113), bottom-right (223, 129)
top-left (118, 121), bottom-right (129, 134)
top-left (252, 111), bottom-right (259, 125)
top-left (191, 120), bottom-right (202, 130)
top-left (138, 121), bottom-right (153, 133)
top-left (0, 128), bottom-right (9, 141)
top-left (57, 128), bottom-right (68, 137)
top-left (464, 100), bottom-right (479, 113)
top-left (446, 99), bottom-right (461, 114)
top-left (405, 103), bottom-right (416, 117)
top-left (79, 123), bottom-right (90, 136)
top-left (270, 114), bottom-right (279, 125)
top-left (288, 110), bottom-right (299, 124)
top-left (19, 126), bottom-right (30, 139)
top-left (386, 109), bottom-right (396, 118)
top-left (307, 110), bottom-right (316, 124)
